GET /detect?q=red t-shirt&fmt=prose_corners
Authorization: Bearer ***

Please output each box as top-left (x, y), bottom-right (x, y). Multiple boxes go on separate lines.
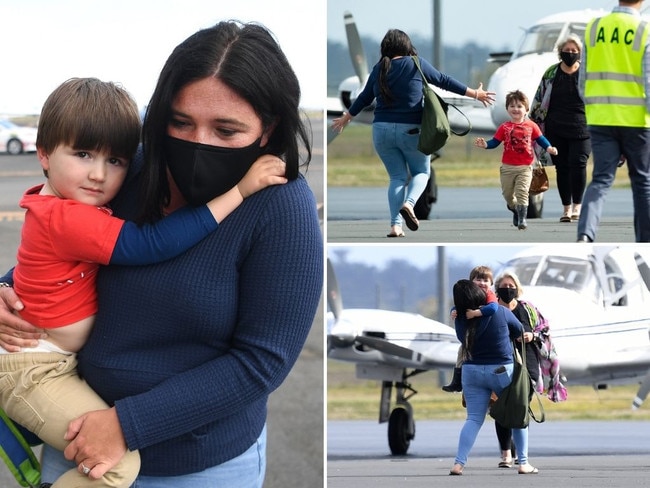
top-left (14, 185), bottom-right (124, 328)
top-left (486, 288), bottom-right (497, 304)
top-left (494, 119), bottom-right (542, 166)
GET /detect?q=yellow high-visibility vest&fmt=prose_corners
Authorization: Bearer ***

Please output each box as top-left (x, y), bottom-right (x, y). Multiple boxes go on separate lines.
top-left (584, 12), bottom-right (650, 127)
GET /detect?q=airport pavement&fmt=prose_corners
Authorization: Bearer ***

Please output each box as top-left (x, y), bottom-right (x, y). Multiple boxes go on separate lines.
top-left (328, 420), bottom-right (650, 487)
top-left (328, 455), bottom-right (650, 487)
top-left (326, 186), bottom-right (637, 243)
top-left (326, 216), bottom-right (635, 243)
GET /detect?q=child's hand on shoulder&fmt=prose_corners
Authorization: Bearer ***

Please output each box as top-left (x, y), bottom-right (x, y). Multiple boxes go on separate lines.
top-left (237, 155), bottom-right (287, 198)
top-left (547, 146), bottom-right (558, 156)
top-left (474, 137), bottom-right (487, 149)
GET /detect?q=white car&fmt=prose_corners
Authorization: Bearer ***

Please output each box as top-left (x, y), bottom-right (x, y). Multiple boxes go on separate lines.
top-left (0, 119), bottom-right (37, 155)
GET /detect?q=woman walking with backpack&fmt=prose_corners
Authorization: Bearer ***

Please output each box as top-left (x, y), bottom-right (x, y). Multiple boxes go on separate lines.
top-left (332, 29), bottom-right (494, 238)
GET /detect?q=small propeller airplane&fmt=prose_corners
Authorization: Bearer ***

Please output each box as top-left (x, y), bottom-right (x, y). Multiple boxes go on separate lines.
top-left (328, 8), bottom-right (609, 220)
top-left (327, 246), bottom-right (650, 455)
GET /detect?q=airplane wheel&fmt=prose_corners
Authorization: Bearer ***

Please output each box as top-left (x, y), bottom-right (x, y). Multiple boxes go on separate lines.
top-left (527, 193), bottom-right (544, 219)
top-left (388, 406), bottom-right (414, 455)
top-left (414, 164), bottom-right (437, 220)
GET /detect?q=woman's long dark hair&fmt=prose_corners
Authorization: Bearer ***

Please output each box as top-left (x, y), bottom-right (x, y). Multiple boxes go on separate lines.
top-left (138, 20), bottom-right (312, 223)
top-left (453, 279), bottom-right (487, 356)
top-left (378, 29), bottom-right (417, 105)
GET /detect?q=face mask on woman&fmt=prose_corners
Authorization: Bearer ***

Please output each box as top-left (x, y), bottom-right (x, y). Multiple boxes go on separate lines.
top-left (165, 135), bottom-right (263, 205)
top-left (497, 287), bottom-right (517, 304)
top-left (560, 51), bottom-right (579, 66)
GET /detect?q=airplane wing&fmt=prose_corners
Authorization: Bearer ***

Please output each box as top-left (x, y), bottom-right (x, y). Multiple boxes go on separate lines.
top-left (561, 346), bottom-right (650, 385)
top-left (327, 308), bottom-right (460, 370)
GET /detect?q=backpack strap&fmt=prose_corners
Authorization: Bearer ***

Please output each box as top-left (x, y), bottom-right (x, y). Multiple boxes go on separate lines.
top-left (0, 409), bottom-right (40, 487)
top-left (410, 56), bottom-right (472, 136)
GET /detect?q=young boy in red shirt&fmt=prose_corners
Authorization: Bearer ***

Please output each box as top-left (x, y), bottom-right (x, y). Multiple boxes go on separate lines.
top-left (475, 90), bottom-right (558, 230)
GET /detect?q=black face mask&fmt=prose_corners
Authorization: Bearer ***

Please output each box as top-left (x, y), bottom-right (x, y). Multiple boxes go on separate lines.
top-left (560, 52), bottom-right (580, 67)
top-left (497, 287), bottom-right (518, 304)
top-left (165, 135), bottom-right (263, 206)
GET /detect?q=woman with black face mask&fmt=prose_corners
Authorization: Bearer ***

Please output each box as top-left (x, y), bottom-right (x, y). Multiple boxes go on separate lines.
top-left (493, 271), bottom-right (545, 470)
top-left (530, 33), bottom-right (591, 223)
top-left (0, 20), bottom-right (322, 488)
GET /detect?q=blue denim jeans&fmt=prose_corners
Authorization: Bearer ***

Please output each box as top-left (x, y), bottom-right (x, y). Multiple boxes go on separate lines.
top-left (40, 424), bottom-right (267, 488)
top-left (372, 122), bottom-right (431, 227)
top-left (455, 363), bottom-right (529, 467)
top-left (578, 125), bottom-right (650, 242)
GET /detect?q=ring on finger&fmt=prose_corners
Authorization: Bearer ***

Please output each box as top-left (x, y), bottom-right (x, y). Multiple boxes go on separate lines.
top-left (80, 462), bottom-right (91, 476)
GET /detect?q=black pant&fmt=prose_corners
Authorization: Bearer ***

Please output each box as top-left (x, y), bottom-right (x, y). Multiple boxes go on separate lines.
top-left (545, 128), bottom-right (591, 206)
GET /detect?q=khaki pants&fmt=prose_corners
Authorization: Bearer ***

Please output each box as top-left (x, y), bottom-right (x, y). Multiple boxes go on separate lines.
top-left (500, 164), bottom-right (533, 208)
top-left (0, 352), bottom-right (140, 487)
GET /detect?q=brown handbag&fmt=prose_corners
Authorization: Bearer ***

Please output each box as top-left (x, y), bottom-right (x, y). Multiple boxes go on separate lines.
top-left (530, 160), bottom-right (549, 194)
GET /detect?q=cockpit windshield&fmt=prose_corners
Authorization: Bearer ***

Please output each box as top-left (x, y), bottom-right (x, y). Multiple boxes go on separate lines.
top-left (513, 22), bottom-right (588, 58)
top-left (501, 256), bottom-right (599, 303)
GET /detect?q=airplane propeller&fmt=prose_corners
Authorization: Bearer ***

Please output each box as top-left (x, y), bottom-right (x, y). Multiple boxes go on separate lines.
top-left (326, 260), bottom-right (358, 350)
top-left (327, 259), bottom-right (343, 322)
top-left (634, 252), bottom-right (650, 292)
top-left (327, 12), bottom-right (370, 146)
top-left (631, 252), bottom-right (650, 409)
top-left (632, 371), bottom-right (650, 410)
top-left (326, 125), bottom-right (341, 145)
top-left (344, 11), bottom-right (369, 84)
top-left (355, 336), bottom-right (425, 364)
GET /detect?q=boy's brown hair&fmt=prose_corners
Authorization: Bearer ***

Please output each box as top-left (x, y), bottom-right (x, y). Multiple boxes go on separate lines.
top-left (36, 77), bottom-right (141, 160)
top-left (469, 265), bottom-right (493, 284)
top-left (505, 90), bottom-right (529, 111)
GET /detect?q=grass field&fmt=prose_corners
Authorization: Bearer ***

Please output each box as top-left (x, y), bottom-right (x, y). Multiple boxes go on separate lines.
top-left (327, 360), bottom-right (650, 421)
top-left (327, 124), bottom-right (631, 189)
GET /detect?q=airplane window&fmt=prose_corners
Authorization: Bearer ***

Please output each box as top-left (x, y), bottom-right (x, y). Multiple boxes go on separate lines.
top-left (500, 257), bottom-right (540, 285)
top-left (514, 23), bottom-right (563, 58)
top-left (604, 257), bottom-right (627, 306)
top-left (513, 22), bottom-right (588, 59)
top-left (567, 23), bottom-right (587, 40)
top-left (502, 256), bottom-right (599, 303)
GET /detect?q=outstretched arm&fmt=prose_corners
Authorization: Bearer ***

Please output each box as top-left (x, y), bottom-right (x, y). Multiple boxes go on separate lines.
top-left (111, 156), bottom-right (286, 266)
top-left (535, 134), bottom-right (558, 156)
top-left (464, 82), bottom-right (496, 107)
top-left (474, 137), bottom-right (500, 149)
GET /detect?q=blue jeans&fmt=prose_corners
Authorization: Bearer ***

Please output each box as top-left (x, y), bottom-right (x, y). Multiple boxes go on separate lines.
top-left (578, 125), bottom-right (650, 242)
top-left (372, 122), bottom-right (430, 227)
top-left (41, 425), bottom-right (267, 488)
top-left (455, 363), bottom-right (529, 467)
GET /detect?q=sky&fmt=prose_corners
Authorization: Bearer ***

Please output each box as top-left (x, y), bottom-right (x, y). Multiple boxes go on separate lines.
top-left (328, 0), bottom-right (618, 50)
top-left (0, 0), bottom-right (325, 115)
top-left (327, 244), bottom-right (532, 271)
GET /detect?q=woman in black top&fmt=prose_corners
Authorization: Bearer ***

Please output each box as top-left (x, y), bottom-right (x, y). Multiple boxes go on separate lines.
top-left (493, 272), bottom-right (543, 471)
top-left (530, 34), bottom-right (591, 222)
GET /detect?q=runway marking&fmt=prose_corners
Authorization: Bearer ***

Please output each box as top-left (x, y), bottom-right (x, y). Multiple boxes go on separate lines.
top-left (0, 211), bottom-right (25, 222)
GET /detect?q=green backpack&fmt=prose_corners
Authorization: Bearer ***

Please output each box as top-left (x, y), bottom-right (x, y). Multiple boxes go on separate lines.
top-left (0, 409), bottom-right (40, 487)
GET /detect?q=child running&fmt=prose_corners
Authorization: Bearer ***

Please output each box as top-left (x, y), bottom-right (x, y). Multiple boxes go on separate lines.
top-left (0, 77), bottom-right (286, 488)
top-left (443, 265), bottom-right (498, 392)
top-left (475, 90), bottom-right (558, 230)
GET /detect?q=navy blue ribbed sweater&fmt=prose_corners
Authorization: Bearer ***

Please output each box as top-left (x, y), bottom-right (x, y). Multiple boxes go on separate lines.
top-left (74, 153), bottom-right (323, 476)
top-left (455, 306), bottom-right (523, 365)
top-left (349, 55), bottom-right (468, 124)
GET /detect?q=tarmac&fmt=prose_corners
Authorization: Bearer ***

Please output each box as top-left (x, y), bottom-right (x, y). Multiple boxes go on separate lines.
top-left (328, 455), bottom-right (650, 487)
top-left (327, 420), bottom-right (650, 487)
top-left (326, 217), bottom-right (635, 243)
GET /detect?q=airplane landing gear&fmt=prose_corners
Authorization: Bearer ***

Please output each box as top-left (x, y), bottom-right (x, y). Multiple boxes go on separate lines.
top-left (380, 374), bottom-right (419, 455)
top-left (388, 403), bottom-right (414, 455)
